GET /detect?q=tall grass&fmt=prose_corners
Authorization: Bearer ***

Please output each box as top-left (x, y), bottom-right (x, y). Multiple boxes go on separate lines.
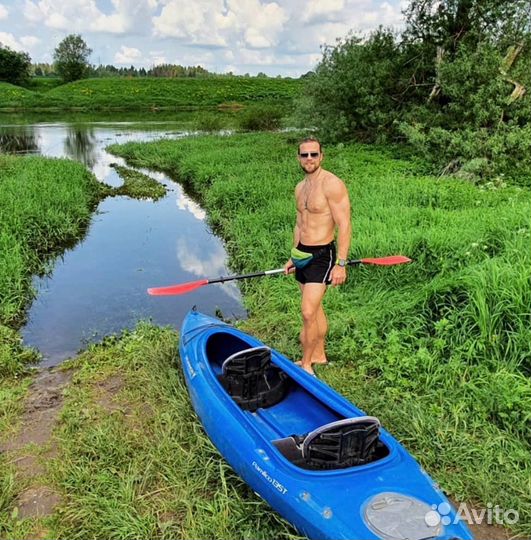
top-left (18, 324), bottom-right (298, 540)
top-left (0, 155), bottom-right (103, 375)
top-left (110, 132), bottom-right (531, 535)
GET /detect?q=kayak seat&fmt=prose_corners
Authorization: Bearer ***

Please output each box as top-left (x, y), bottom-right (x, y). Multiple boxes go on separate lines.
top-left (273, 416), bottom-right (384, 470)
top-left (218, 346), bottom-right (290, 412)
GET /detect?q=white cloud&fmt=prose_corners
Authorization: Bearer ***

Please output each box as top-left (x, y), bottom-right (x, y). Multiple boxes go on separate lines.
top-left (149, 52), bottom-right (167, 66)
top-left (114, 45), bottom-right (142, 64)
top-left (20, 35), bottom-right (41, 48)
top-left (302, 0), bottom-right (346, 23)
top-left (22, 0), bottom-right (156, 34)
top-left (153, 0), bottom-right (288, 49)
top-left (0, 32), bottom-right (22, 51)
top-left (13, 0), bottom-right (407, 76)
top-left (226, 0), bottom-right (288, 49)
top-left (152, 0), bottom-right (228, 46)
top-left (0, 4), bottom-right (8, 19)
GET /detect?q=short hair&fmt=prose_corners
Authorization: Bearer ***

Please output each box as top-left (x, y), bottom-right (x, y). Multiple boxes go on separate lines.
top-left (298, 136), bottom-right (322, 154)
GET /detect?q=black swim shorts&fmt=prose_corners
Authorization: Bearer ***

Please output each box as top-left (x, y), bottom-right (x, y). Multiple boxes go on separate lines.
top-left (295, 241), bottom-right (336, 285)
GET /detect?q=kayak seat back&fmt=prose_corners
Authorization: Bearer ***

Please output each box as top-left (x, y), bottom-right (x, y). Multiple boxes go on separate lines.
top-left (273, 416), bottom-right (386, 470)
top-left (218, 346), bottom-right (290, 412)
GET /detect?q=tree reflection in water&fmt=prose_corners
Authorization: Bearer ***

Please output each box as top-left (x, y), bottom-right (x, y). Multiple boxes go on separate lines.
top-left (0, 125), bottom-right (39, 154)
top-left (64, 126), bottom-right (97, 169)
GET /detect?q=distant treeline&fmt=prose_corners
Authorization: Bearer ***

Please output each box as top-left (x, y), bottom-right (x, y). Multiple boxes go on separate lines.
top-left (31, 62), bottom-right (284, 79)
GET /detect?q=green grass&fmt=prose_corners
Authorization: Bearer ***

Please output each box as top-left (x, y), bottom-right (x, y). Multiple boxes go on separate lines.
top-left (25, 78), bottom-right (63, 92)
top-left (0, 82), bottom-right (37, 109)
top-left (110, 164), bottom-right (167, 200)
top-left (1, 324), bottom-right (300, 539)
top-left (1, 132), bottom-right (528, 538)
top-left (0, 155), bottom-right (105, 373)
top-left (54, 325), bottom-right (299, 539)
top-left (0, 77), bottom-right (302, 111)
top-left (109, 132), bottom-right (531, 536)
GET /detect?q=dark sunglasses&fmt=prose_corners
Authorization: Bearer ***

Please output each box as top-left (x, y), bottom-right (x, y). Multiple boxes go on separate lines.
top-left (299, 152), bottom-right (320, 158)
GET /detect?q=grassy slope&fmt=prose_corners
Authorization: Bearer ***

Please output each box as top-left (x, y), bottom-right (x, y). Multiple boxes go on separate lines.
top-left (0, 77), bottom-right (301, 111)
top-left (0, 82), bottom-right (37, 108)
top-left (0, 155), bottom-right (104, 370)
top-left (109, 132), bottom-right (531, 534)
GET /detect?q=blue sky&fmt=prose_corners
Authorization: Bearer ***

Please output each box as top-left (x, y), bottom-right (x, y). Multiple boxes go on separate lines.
top-left (0, 0), bottom-right (408, 76)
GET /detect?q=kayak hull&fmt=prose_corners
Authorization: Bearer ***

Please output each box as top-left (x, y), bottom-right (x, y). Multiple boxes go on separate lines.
top-left (179, 311), bottom-right (473, 540)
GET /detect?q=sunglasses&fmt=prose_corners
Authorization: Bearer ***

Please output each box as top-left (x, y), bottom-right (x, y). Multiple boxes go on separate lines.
top-left (299, 152), bottom-right (320, 158)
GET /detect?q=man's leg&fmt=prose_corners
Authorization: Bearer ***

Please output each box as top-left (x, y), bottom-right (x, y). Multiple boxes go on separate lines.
top-left (313, 304), bottom-right (328, 364)
top-left (298, 284), bottom-right (328, 365)
top-left (299, 283), bottom-right (327, 375)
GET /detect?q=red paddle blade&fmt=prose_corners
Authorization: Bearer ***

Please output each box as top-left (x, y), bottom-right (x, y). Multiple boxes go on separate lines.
top-left (360, 256), bottom-right (411, 266)
top-left (148, 279), bottom-right (209, 296)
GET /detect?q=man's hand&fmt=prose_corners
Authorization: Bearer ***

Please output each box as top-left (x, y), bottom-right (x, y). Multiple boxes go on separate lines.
top-left (284, 260), bottom-right (295, 275)
top-left (330, 265), bottom-right (347, 286)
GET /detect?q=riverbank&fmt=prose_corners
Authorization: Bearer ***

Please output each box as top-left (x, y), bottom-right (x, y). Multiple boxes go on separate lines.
top-left (0, 78), bottom-right (301, 112)
top-left (1, 134), bottom-right (529, 538)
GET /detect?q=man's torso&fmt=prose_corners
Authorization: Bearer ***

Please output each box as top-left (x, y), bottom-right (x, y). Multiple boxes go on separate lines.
top-left (296, 169), bottom-right (337, 245)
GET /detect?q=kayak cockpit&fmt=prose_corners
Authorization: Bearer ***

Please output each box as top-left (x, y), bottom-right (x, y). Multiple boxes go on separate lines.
top-left (273, 417), bottom-right (390, 470)
top-left (205, 331), bottom-right (390, 471)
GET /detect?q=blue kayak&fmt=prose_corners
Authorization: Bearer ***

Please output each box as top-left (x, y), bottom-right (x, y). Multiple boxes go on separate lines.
top-left (179, 310), bottom-right (473, 540)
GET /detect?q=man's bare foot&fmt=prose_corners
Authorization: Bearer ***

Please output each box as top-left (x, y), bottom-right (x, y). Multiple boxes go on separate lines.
top-left (294, 361), bottom-right (316, 376)
top-left (295, 359), bottom-right (328, 366)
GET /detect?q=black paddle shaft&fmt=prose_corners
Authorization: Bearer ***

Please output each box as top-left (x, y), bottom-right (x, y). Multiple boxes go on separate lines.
top-left (207, 259), bottom-right (364, 285)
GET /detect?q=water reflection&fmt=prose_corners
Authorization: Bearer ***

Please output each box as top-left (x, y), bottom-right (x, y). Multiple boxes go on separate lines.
top-left (0, 118), bottom-right (246, 365)
top-left (0, 125), bottom-right (38, 154)
top-left (64, 126), bottom-right (98, 169)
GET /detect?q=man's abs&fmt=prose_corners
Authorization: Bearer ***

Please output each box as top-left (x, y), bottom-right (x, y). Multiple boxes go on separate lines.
top-left (299, 211), bottom-right (335, 245)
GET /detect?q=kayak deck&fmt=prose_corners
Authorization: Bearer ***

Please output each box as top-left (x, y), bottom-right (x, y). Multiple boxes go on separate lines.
top-left (205, 329), bottom-right (390, 470)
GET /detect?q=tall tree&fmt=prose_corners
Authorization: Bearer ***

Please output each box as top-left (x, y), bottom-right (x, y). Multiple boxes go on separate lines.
top-left (53, 34), bottom-right (92, 83)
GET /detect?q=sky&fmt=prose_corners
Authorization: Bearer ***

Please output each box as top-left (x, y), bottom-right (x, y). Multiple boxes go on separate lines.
top-left (0, 0), bottom-right (408, 77)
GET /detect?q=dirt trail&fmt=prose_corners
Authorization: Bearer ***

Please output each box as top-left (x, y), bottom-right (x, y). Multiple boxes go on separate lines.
top-left (1, 367), bottom-right (74, 519)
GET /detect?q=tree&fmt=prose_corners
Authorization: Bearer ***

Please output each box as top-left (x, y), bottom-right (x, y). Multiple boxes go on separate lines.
top-left (0, 45), bottom-right (31, 86)
top-left (53, 34), bottom-right (92, 83)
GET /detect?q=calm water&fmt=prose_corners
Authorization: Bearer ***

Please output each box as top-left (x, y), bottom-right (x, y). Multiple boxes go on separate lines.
top-left (0, 117), bottom-right (246, 366)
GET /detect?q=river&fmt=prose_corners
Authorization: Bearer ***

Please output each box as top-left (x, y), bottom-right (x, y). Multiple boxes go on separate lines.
top-left (0, 115), bottom-right (246, 366)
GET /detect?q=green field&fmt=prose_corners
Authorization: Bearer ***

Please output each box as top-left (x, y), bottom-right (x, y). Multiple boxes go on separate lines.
top-left (0, 133), bottom-right (529, 538)
top-left (0, 77), bottom-right (302, 111)
top-left (109, 133), bottom-right (530, 535)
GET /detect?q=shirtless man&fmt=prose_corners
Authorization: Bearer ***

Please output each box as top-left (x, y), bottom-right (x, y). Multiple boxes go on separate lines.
top-left (284, 137), bottom-right (351, 376)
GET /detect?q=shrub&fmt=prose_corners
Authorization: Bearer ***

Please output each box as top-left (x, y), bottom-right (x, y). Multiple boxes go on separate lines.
top-left (238, 105), bottom-right (283, 131)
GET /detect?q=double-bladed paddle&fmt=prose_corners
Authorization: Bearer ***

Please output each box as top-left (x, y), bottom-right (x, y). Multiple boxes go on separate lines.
top-left (147, 255), bottom-right (411, 296)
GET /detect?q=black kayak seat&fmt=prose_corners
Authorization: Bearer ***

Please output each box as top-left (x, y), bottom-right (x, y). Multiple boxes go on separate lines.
top-left (218, 346), bottom-right (289, 412)
top-left (273, 416), bottom-right (382, 470)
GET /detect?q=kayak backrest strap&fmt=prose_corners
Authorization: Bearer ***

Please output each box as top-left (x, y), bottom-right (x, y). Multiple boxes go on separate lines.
top-left (302, 416), bottom-right (381, 470)
top-left (218, 346), bottom-right (289, 412)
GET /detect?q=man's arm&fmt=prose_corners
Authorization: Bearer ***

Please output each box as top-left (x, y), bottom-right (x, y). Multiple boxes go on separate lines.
top-left (284, 187), bottom-right (302, 274)
top-left (326, 177), bottom-right (351, 285)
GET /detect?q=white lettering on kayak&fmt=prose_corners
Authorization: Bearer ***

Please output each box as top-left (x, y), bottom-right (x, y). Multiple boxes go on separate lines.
top-left (252, 461), bottom-right (288, 495)
top-left (184, 356), bottom-right (196, 378)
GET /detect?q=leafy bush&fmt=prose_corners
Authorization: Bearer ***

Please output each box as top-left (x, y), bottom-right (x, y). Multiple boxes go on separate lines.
top-left (196, 114), bottom-right (224, 132)
top-left (238, 105), bottom-right (283, 131)
top-left (300, 1), bottom-right (531, 184)
top-left (0, 45), bottom-right (31, 86)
